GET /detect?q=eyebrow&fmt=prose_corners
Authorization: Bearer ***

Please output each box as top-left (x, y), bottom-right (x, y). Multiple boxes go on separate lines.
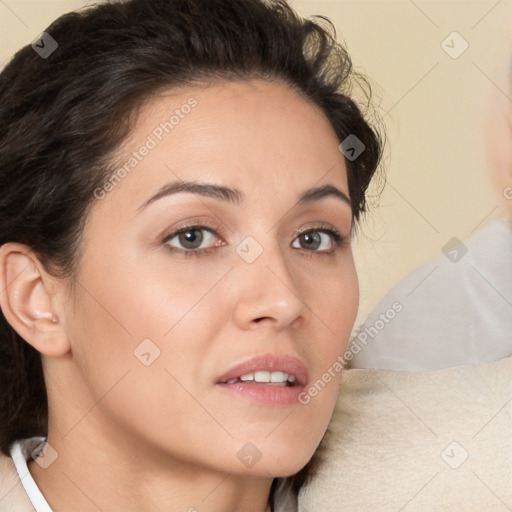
top-left (137, 180), bottom-right (352, 212)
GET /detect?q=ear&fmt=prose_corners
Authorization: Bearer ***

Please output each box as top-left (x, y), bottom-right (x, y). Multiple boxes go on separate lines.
top-left (0, 242), bottom-right (70, 357)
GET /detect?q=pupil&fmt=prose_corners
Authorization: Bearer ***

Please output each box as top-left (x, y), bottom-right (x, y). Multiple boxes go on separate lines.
top-left (302, 232), bottom-right (320, 250)
top-left (179, 229), bottom-right (203, 249)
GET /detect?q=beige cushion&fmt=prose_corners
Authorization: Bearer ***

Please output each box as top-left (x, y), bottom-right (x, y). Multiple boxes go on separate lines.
top-left (299, 356), bottom-right (512, 510)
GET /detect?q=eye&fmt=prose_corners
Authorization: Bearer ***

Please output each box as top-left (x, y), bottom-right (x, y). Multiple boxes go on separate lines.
top-left (161, 222), bottom-right (347, 257)
top-left (162, 224), bottom-right (223, 254)
top-left (291, 226), bottom-right (345, 252)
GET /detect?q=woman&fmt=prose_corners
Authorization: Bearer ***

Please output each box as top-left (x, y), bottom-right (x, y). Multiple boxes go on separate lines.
top-left (0, 0), bottom-right (383, 510)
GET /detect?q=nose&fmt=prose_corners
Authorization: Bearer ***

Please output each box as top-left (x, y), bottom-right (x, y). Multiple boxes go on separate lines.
top-left (230, 236), bottom-right (310, 331)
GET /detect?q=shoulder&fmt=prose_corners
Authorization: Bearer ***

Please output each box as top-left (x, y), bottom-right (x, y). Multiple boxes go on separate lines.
top-left (0, 445), bottom-right (36, 511)
top-left (350, 217), bottom-right (512, 370)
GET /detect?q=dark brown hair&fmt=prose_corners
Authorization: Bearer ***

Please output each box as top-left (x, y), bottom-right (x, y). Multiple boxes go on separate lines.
top-left (0, 0), bottom-right (384, 504)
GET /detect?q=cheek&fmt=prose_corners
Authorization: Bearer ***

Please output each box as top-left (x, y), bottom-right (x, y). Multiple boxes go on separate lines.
top-left (64, 279), bottom-right (225, 460)
top-left (308, 254), bottom-right (359, 353)
top-left (308, 257), bottom-right (358, 402)
top-left (76, 244), bottom-right (229, 340)
top-left (67, 250), bottom-right (229, 399)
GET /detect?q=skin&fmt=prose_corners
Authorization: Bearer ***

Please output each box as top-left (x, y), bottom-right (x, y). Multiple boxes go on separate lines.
top-left (0, 78), bottom-right (358, 512)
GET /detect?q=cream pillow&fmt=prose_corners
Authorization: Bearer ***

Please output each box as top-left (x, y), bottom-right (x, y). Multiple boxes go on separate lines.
top-left (299, 356), bottom-right (512, 510)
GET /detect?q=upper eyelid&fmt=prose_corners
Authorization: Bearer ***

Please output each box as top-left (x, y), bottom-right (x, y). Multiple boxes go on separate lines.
top-left (162, 221), bottom-right (221, 239)
top-left (163, 223), bottom-right (341, 238)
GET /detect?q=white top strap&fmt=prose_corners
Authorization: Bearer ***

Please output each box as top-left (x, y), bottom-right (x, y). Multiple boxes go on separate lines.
top-left (10, 437), bottom-right (53, 512)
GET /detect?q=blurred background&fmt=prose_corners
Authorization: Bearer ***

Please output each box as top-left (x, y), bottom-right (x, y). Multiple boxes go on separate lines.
top-left (1, 0), bottom-right (511, 328)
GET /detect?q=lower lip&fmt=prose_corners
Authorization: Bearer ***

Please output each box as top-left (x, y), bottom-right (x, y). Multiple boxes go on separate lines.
top-left (215, 381), bottom-right (306, 405)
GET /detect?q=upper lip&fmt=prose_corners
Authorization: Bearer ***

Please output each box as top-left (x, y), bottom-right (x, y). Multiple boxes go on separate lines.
top-left (216, 353), bottom-right (309, 386)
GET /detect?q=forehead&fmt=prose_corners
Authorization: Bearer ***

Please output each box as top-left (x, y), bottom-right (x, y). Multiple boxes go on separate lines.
top-left (96, 78), bottom-right (348, 215)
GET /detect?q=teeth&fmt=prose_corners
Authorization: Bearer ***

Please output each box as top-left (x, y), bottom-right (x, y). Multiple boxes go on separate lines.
top-left (254, 371), bottom-right (271, 382)
top-left (225, 371), bottom-right (296, 384)
top-left (270, 371), bottom-right (287, 383)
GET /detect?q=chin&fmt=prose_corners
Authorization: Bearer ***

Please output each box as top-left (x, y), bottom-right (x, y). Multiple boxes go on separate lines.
top-left (257, 456), bottom-right (313, 479)
top-left (232, 438), bottom-right (318, 478)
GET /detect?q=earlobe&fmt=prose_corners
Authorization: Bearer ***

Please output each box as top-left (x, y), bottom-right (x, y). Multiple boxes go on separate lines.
top-left (0, 243), bottom-right (70, 357)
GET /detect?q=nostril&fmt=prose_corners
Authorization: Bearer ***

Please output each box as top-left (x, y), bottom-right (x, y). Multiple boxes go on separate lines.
top-left (253, 316), bottom-right (271, 323)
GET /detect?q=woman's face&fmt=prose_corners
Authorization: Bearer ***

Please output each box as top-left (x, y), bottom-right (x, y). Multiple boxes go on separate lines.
top-left (55, 78), bottom-right (358, 477)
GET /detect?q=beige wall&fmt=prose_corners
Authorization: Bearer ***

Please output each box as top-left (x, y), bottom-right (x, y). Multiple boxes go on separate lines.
top-left (1, 0), bottom-right (511, 327)
top-left (292, 1), bottom-right (512, 327)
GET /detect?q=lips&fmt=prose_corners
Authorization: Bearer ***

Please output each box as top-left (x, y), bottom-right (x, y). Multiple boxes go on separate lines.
top-left (216, 353), bottom-right (309, 387)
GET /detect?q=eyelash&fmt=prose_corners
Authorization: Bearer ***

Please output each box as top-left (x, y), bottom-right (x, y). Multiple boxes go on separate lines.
top-left (161, 221), bottom-right (348, 258)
